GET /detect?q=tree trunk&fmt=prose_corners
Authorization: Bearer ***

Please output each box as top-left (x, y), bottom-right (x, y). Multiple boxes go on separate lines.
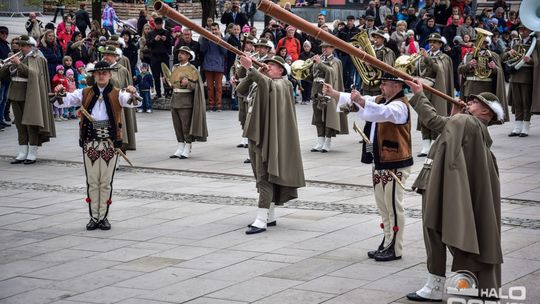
top-left (92, 0), bottom-right (102, 22)
top-left (200, 0), bottom-right (216, 28)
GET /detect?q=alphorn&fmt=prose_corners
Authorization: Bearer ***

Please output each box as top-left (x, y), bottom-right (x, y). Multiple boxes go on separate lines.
top-left (153, 1), bottom-right (266, 68)
top-left (255, 0), bottom-right (459, 106)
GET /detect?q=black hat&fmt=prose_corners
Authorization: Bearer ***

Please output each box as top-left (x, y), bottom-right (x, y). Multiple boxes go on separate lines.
top-left (0, 26), bottom-right (8, 34)
top-left (87, 61), bottom-right (118, 73)
top-left (378, 72), bottom-right (405, 84)
top-left (262, 56), bottom-right (288, 76)
top-left (154, 17), bottom-right (164, 24)
top-left (346, 15), bottom-right (355, 20)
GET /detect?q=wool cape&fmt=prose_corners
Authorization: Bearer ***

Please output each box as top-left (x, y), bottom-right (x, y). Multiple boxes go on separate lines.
top-left (238, 68), bottom-right (305, 205)
top-left (310, 58), bottom-right (349, 134)
top-left (411, 92), bottom-right (502, 290)
top-left (22, 52), bottom-right (56, 145)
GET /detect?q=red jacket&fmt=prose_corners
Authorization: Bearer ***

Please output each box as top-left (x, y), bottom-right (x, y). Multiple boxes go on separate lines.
top-left (277, 36), bottom-right (301, 62)
top-left (52, 74), bottom-right (69, 92)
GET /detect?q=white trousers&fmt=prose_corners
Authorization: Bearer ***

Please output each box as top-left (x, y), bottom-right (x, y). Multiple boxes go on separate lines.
top-left (373, 166), bottom-right (411, 256)
top-left (83, 141), bottom-right (118, 222)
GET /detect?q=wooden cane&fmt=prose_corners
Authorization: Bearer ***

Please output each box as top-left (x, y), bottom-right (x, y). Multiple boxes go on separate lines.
top-left (255, 0), bottom-right (459, 106)
top-left (352, 122), bottom-right (407, 190)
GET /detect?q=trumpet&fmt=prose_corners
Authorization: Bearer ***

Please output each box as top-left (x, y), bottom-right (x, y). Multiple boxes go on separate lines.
top-left (0, 51), bottom-right (23, 66)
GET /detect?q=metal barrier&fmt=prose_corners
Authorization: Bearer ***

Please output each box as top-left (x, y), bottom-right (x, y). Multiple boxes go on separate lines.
top-left (0, 0), bottom-right (43, 17)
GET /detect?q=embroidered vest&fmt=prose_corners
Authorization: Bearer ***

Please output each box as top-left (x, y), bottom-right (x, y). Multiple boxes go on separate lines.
top-left (361, 93), bottom-right (413, 170)
top-left (79, 85), bottom-right (123, 147)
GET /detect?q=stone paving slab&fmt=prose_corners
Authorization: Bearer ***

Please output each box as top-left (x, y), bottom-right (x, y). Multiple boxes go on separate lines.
top-left (0, 164), bottom-right (539, 303)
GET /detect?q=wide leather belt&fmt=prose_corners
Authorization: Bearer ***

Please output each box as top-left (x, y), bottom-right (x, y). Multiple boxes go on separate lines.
top-left (11, 77), bottom-right (28, 82)
top-left (92, 120), bottom-right (111, 140)
top-left (466, 76), bottom-right (492, 82)
top-left (173, 88), bottom-right (191, 93)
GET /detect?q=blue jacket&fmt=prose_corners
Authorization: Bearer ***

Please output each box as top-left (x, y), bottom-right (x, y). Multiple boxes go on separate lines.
top-left (40, 42), bottom-right (63, 81)
top-left (199, 37), bottom-right (227, 73)
top-left (135, 72), bottom-right (154, 91)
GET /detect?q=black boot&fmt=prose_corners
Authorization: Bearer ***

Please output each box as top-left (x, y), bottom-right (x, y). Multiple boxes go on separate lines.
top-left (374, 244), bottom-right (401, 262)
top-left (367, 237), bottom-right (385, 258)
top-left (86, 219), bottom-right (99, 230)
top-left (98, 218), bottom-right (111, 230)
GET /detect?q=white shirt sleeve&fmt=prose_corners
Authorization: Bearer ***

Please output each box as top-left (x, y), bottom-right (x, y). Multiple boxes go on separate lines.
top-left (55, 89), bottom-right (83, 108)
top-left (118, 90), bottom-right (142, 108)
top-left (362, 99), bottom-right (409, 124)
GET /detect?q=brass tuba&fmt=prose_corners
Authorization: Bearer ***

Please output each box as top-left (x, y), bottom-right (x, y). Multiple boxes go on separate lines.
top-left (291, 58), bottom-right (314, 80)
top-left (350, 30), bottom-right (382, 86)
top-left (471, 27), bottom-right (494, 79)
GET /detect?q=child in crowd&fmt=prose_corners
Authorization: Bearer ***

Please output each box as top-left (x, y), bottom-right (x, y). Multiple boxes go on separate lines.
top-left (134, 63), bottom-right (154, 113)
top-left (51, 65), bottom-right (69, 121)
top-left (75, 61), bottom-right (87, 89)
top-left (63, 55), bottom-right (78, 118)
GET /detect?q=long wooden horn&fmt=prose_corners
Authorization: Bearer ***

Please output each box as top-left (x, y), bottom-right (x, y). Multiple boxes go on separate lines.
top-left (256, 0), bottom-right (458, 105)
top-left (154, 1), bottom-right (265, 67)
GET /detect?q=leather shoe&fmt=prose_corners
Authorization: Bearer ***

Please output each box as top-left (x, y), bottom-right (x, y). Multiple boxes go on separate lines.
top-left (245, 226), bottom-right (266, 234)
top-left (10, 159), bottom-right (24, 164)
top-left (406, 292), bottom-right (442, 302)
top-left (368, 239), bottom-right (385, 258)
top-left (508, 132), bottom-right (520, 137)
top-left (98, 218), bottom-right (111, 230)
top-left (86, 219), bottom-right (99, 230)
top-left (236, 143), bottom-right (244, 148)
top-left (374, 248), bottom-right (401, 262)
top-left (417, 152), bottom-right (427, 157)
top-left (243, 158), bottom-right (251, 163)
top-left (247, 220), bottom-right (276, 228)
top-left (23, 159), bottom-right (36, 165)
top-left (169, 154), bottom-right (180, 158)
top-left (310, 148), bottom-right (321, 152)
top-left (519, 133), bottom-right (528, 137)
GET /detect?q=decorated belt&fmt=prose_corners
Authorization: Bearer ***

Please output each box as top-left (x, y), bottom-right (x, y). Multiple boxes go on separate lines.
top-left (11, 77), bottom-right (28, 82)
top-left (465, 76), bottom-right (492, 82)
top-left (92, 120), bottom-right (111, 140)
top-left (423, 158), bottom-right (433, 169)
top-left (173, 88), bottom-right (192, 93)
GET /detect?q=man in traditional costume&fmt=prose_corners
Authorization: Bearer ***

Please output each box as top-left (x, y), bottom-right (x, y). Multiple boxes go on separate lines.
top-left (53, 61), bottom-right (141, 231)
top-left (0, 35), bottom-right (55, 164)
top-left (505, 24), bottom-right (540, 137)
top-left (308, 42), bottom-right (348, 153)
top-left (231, 35), bottom-right (256, 164)
top-left (324, 72), bottom-right (413, 262)
top-left (459, 36), bottom-right (508, 121)
top-left (168, 46), bottom-right (208, 159)
top-left (237, 55), bottom-right (305, 235)
top-left (415, 33), bottom-right (454, 157)
top-left (404, 78), bottom-right (504, 302)
top-left (101, 45), bottom-right (138, 151)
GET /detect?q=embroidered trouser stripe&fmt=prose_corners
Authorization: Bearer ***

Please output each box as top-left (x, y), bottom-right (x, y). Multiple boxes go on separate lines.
top-left (83, 141), bottom-right (118, 221)
top-left (373, 166), bottom-right (411, 256)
